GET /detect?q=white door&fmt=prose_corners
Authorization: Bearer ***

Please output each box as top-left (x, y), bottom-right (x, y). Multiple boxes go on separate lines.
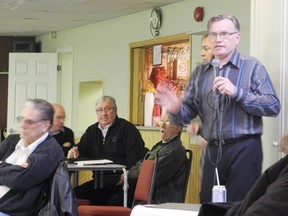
top-left (7, 53), bottom-right (57, 135)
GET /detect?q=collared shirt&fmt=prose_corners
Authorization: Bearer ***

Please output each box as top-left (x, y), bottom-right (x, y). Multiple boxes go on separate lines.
top-left (98, 123), bottom-right (112, 138)
top-left (0, 132), bottom-right (49, 198)
top-left (98, 123), bottom-right (112, 145)
top-left (170, 50), bottom-right (280, 141)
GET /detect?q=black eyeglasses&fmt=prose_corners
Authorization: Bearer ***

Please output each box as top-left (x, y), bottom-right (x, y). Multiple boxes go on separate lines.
top-left (16, 116), bottom-right (47, 126)
top-left (208, 31), bottom-right (238, 39)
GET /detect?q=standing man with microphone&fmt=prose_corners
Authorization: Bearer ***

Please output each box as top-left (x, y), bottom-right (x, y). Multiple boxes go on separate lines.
top-left (156, 14), bottom-right (280, 203)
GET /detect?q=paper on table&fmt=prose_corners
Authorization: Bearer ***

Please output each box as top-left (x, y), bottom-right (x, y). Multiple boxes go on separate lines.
top-left (76, 159), bottom-right (113, 166)
top-left (147, 203), bottom-right (201, 211)
top-left (130, 205), bottom-right (199, 216)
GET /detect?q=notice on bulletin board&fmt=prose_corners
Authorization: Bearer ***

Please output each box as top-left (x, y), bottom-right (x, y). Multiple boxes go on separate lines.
top-left (153, 44), bottom-right (162, 66)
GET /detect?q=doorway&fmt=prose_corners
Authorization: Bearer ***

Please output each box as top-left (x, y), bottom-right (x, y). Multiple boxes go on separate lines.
top-left (57, 48), bottom-right (73, 128)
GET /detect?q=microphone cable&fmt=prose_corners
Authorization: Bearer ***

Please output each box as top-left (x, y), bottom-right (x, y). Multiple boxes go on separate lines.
top-left (206, 86), bottom-right (231, 184)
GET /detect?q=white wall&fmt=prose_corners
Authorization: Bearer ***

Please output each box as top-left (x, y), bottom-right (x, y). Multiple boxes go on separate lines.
top-left (38, 0), bottom-right (286, 170)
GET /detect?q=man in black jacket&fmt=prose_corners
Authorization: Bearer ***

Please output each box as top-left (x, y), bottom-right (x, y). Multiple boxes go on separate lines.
top-left (118, 113), bottom-right (187, 203)
top-left (67, 95), bottom-right (147, 206)
top-left (0, 99), bottom-right (64, 216)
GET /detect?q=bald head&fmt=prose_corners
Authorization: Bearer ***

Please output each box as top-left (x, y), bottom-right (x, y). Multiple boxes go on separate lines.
top-left (53, 104), bottom-right (65, 112)
top-left (50, 103), bottom-right (66, 133)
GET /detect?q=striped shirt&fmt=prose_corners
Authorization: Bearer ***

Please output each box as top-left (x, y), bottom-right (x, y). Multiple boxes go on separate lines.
top-left (170, 50), bottom-right (280, 141)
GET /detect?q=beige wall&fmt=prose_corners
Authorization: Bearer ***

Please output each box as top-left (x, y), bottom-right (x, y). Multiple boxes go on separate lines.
top-left (37, 0), bottom-right (251, 134)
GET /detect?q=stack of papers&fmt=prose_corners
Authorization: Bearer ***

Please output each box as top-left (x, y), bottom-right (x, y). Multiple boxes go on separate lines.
top-left (75, 159), bottom-right (113, 166)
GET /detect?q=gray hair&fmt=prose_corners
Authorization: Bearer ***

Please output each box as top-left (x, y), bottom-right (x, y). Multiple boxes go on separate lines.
top-left (207, 14), bottom-right (240, 32)
top-left (23, 98), bottom-right (54, 126)
top-left (95, 95), bottom-right (117, 110)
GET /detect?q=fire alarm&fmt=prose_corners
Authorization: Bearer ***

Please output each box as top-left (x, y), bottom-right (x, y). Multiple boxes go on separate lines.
top-left (194, 7), bottom-right (203, 22)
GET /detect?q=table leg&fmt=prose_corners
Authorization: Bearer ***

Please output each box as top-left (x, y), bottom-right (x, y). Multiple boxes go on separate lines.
top-left (94, 171), bottom-right (99, 189)
top-left (100, 170), bottom-right (104, 188)
top-left (122, 168), bottom-right (127, 207)
top-left (93, 171), bottom-right (104, 189)
top-left (73, 171), bottom-right (78, 187)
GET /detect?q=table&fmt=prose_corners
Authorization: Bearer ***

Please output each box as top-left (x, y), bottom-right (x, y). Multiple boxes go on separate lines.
top-left (67, 162), bottom-right (128, 207)
top-left (130, 203), bottom-right (200, 216)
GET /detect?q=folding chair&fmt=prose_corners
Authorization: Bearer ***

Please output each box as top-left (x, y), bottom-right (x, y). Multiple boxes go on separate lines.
top-left (78, 151), bottom-right (157, 216)
top-left (181, 149), bottom-right (193, 202)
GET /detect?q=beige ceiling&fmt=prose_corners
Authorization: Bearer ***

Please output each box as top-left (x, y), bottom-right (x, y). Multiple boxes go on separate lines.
top-left (0, 0), bottom-right (184, 37)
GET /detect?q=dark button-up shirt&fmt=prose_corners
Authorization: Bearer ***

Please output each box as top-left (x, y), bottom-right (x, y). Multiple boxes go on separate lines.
top-left (170, 50), bottom-right (280, 141)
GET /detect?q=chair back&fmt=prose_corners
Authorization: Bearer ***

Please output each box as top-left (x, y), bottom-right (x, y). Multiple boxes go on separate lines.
top-left (36, 161), bottom-right (79, 216)
top-left (132, 151), bottom-right (157, 207)
top-left (182, 149), bottom-right (193, 202)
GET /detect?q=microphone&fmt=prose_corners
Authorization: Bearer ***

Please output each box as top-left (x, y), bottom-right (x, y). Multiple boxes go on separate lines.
top-left (212, 58), bottom-right (220, 78)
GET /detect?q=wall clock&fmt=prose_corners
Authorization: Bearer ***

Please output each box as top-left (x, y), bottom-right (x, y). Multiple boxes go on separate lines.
top-left (150, 7), bottom-right (161, 37)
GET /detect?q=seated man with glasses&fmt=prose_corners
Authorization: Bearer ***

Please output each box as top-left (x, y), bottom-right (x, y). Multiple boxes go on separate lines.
top-left (67, 95), bottom-right (147, 206)
top-left (49, 103), bottom-right (75, 156)
top-left (117, 113), bottom-right (187, 204)
top-left (0, 99), bottom-right (65, 216)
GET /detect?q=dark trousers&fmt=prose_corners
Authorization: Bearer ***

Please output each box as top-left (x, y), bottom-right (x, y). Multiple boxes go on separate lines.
top-left (200, 135), bottom-right (262, 203)
top-left (74, 175), bottom-right (134, 207)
